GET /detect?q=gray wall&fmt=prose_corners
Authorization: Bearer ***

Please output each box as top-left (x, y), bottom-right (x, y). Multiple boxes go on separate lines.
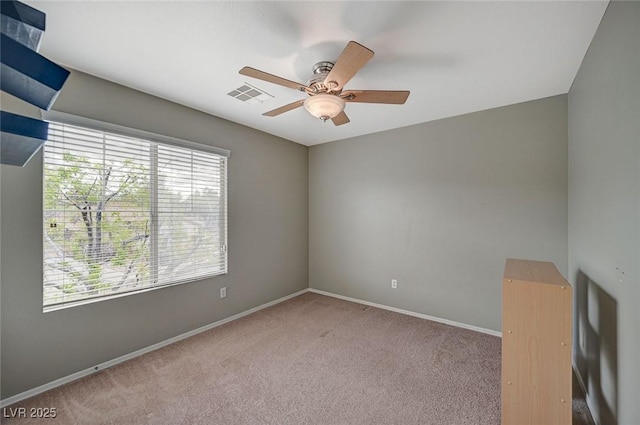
top-left (309, 95), bottom-right (568, 332)
top-left (568, 2), bottom-right (640, 424)
top-left (0, 70), bottom-right (309, 399)
top-left (4, 8), bottom-right (637, 420)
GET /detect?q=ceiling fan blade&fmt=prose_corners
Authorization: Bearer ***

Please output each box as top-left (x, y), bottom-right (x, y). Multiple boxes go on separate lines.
top-left (323, 41), bottom-right (374, 91)
top-left (342, 90), bottom-right (410, 104)
top-left (331, 111), bottom-right (350, 126)
top-left (262, 99), bottom-right (305, 117)
top-left (240, 67), bottom-right (308, 92)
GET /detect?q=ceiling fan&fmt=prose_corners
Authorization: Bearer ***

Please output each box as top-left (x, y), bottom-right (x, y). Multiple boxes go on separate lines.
top-left (239, 41), bottom-right (410, 126)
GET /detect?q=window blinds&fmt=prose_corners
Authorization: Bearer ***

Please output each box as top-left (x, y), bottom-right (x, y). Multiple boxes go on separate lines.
top-left (43, 121), bottom-right (228, 309)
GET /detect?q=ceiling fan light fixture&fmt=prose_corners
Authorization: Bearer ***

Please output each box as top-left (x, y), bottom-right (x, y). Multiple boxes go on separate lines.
top-left (304, 94), bottom-right (345, 121)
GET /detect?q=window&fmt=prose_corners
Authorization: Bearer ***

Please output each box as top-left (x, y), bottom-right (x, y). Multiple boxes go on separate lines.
top-left (43, 120), bottom-right (228, 309)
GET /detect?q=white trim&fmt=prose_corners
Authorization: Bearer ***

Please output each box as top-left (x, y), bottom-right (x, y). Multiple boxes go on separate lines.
top-left (2, 287), bottom-right (502, 407)
top-left (0, 289), bottom-right (309, 408)
top-left (308, 288), bottom-right (502, 337)
top-left (572, 363), bottom-right (600, 425)
top-left (41, 110), bottom-right (230, 158)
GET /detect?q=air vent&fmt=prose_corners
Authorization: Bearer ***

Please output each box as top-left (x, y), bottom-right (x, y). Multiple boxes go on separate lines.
top-left (228, 83), bottom-right (273, 105)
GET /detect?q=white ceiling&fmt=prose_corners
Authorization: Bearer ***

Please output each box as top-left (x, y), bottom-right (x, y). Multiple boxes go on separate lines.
top-left (27, 1), bottom-right (608, 146)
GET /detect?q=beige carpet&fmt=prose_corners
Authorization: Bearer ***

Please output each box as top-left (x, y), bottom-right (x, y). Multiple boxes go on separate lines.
top-left (3, 292), bottom-right (593, 425)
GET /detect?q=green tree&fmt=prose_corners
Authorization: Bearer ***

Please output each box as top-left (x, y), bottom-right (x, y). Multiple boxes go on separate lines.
top-left (44, 152), bottom-right (150, 303)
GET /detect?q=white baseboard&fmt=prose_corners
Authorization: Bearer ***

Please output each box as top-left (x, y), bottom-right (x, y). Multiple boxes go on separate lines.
top-left (572, 363), bottom-right (600, 425)
top-left (308, 288), bottom-right (502, 337)
top-left (2, 287), bottom-right (500, 407)
top-left (0, 288), bottom-right (309, 408)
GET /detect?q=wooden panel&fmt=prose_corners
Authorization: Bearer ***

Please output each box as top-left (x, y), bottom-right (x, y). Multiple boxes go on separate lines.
top-left (503, 257), bottom-right (569, 287)
top-left (323, 41), bottom-right (374, 90)
top-left (262, 99), bottom-right (305, 117)
top-left (502, 259), bottom-right (572, 425)
top-left (331, 111), bottom-right (350, 126)
top-left (239, 66), bottom-right (308, 92)
top-left (342, 90), bottom-right (410, 104)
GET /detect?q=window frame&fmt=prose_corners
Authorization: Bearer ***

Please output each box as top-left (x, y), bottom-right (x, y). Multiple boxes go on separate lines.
top-left (41, 111), bottom-right (229, 312)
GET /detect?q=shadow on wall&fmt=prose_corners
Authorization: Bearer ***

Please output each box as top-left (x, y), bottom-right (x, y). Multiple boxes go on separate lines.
top-left (574, 270), bottom-right (618, 425)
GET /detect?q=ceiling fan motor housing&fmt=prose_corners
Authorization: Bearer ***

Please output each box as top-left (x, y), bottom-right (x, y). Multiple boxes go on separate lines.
top-left (307, 61), bottom-right (339, 94)
top-left (304, 61), bottom-right (345, 121)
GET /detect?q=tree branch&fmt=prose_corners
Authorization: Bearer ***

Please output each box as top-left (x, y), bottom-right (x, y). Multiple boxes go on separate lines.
top-left (59, 189), bottom-right (84, 211)
top-left (104, 174), bottom-right (132, 204)
top-left (121, 234), bottom-right (149, 247)
top-left (44, 233), bottom-right (88, 292)
top-left (103, 165), bottom-right (112, 188)
top-left (84, 176), bottom-right (99, 202)
top-left (111, 236), bottom-right (149, 290)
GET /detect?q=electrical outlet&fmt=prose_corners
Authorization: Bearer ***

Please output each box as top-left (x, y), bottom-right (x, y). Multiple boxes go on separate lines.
top-left (220, 287), bottom-right (227, 298)
top-left (391, 279), bottom-right (397, 289)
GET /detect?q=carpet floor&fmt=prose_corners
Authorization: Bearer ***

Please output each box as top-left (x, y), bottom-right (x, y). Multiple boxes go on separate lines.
top-left (3, 292), bottom-right (594, 425)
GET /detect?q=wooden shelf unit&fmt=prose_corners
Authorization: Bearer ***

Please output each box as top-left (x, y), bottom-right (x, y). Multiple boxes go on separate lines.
top-left (502, 258), bottom-right (572, 425)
